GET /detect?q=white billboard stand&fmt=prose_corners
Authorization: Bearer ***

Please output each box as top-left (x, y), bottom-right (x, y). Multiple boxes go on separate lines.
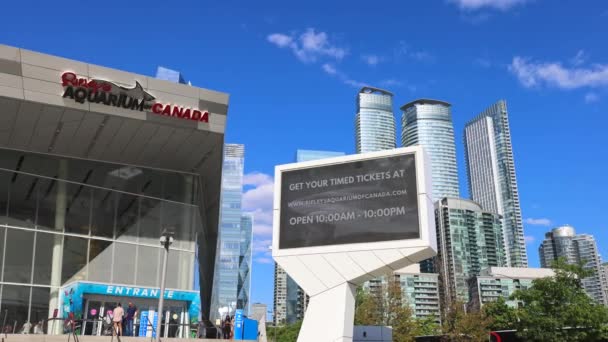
top-left (272, 146), bottom-right (436, 342)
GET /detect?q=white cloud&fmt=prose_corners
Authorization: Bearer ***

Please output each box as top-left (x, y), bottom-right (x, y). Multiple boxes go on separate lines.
top-left (524, 218), bottom-right (552, 226)
top-left (243, 172), bottom-right (273, 187)
top-left (254, 257), bottom-right (274, 265)
top-left (322, 63), bottom-right (338, 75)
top-left (585, 92), bottom-right (600, 103)
top-left (242, 172), bottom-right (274, 237)
top-left (322, 64), bottom-right (368, 88)
top-left (585, 93), bottom-right (600, 103)
top-left (267, 33), bottom-right (293, 48)
top-left (267, 28), bottom-right (347, 63)
top-left (509, 56), bottom-right (608, 89)
top-left (571, 50), bottom-right (587, 66)
top-left (362, 55), bottom-right (382, 66)
top-left (394, 41), bottom-right (435, 63)
top-left (448, 0), bottom-right (529, 11)
top-left (524, 235), bottom-right (536, 244)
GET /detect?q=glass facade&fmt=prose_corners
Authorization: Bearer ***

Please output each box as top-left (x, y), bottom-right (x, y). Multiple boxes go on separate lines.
top-left (211, 144), bottom-right (252, 321)
top-left (238, 213), bottom-right (253, 313)
top-left (539, 226), bottom-right (607, 305)
top-left (435, 198), bottom-right (507, 305)
top-left (355, 87), bottom-right (396, 153)
top-left (401, 99), bottom-right (460, 202)
top-left (0, 147), bottom-right (202, 333)
top-left (464, 100), bottom-right (528, 267)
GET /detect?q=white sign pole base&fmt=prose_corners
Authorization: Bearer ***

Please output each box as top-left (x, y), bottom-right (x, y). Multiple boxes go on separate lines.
top-left (297, 282), bottom-right (356, 342)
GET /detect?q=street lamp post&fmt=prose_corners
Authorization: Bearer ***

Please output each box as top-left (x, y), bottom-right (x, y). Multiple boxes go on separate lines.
top-left (157, 229), bottom-right (174, 342)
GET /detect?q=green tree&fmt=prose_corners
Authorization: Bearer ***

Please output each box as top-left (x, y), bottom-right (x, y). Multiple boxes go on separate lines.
top-left (512, 258), bottom-right (608, 341)
top-left (267, 320), bottom-right (302, 342)
top-left (442, 301), bottom-right (492, 342)
top-left (482, 297), bottom-right (518, 331)
top-left (413, 316), bottom-right (441, 337)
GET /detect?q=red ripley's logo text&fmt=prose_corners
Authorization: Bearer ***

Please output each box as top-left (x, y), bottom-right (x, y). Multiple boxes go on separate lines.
top-left (61, 72), bottom-right (209, 123)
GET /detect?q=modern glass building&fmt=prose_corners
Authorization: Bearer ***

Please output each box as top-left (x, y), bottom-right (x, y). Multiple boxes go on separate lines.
top-left (273, 149), bottom-right (345, 325)
top-left (464, 100), bottom-right (528, 267)
top-left (468, 267), bottom-right (554, 311)
top-left (539, 226), bottom-right (607, 305)
top-left (210, 144), bottom-right (252, 321)
top-left (435, 198), bottom-right (507, 306)
top-left (0, 44), bottom-right (230, 335)
top-left (401, 99), bottom-right (460, 202)
top-left (355, 87), bottom-right (396, 153)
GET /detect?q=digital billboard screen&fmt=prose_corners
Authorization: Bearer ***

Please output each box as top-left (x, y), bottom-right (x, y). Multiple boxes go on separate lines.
top-left (279, 153), bottom-right (420, 249)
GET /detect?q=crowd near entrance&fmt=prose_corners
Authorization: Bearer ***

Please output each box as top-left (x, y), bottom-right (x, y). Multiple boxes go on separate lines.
top-left (81, 295), bottom-right (190, 338)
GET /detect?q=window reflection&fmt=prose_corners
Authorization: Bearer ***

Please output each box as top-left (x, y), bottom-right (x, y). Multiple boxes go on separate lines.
top-left (37, 177), bottom-right (59, 231)
top-left (113, 242), bottom-right (136, 285)
top-left (7, 173), bottom-right (38, 229)
top-left (62, 236), bottom-right (88, 284)
top-left (30, 287), bottom-right (50, 329)
top-left (88, 239), bottom-right (112, 283)
top-left (65, 185), bottom-right (91, 235)
top-left (1, 285), bottom-right (31, 334)
top-left (136, 245), bottom-right (160, 286)
top-left (90, 189), bottom-right (115, 238)
top-left (33, 231), bottom-right (56, 285)
top-left (115, 193), bottom-right (138, 242)
top-left (4, 228), bottom-right (34, 283)
top-left (0, 170), bottom-right (9, 224)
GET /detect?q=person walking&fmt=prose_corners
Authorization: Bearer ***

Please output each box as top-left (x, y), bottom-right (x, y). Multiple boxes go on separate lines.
top-left (112, 303), bottom-right (124, 336)
top-left (124, 302), bottom-right (138, 336)
top-left (223, 314), bottom-right (231, 339)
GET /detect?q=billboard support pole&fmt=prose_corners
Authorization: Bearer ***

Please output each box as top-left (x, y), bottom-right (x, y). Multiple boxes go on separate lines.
top-left (297, 282), bottom-right (356, 342)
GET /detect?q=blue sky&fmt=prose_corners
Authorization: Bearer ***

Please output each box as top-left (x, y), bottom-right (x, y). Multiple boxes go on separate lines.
top-left (1, 0), bottom-right (607, 313)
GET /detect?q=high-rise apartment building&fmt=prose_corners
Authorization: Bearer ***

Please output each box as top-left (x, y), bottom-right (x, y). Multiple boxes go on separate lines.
top-left (355, 87), bottom-right (396, 153)
top-left (435, 198), bottom-right (507, 305)
top-left (397, 266), bottom-right (441, 323)
top-left (464, 100), bottom-right (527, 267)
top-left (273, 263), bottom-right (288, 325)
top-left (468, 267), bottom-right (554, 311)
top-left (539, 226), bottom-right (607, 305)
top-left (211, 144), bottom-right (252, 321)
top-left (401, 99), bottom-right (460, 202)
top-left (273, 149), bottom-right (345, 326)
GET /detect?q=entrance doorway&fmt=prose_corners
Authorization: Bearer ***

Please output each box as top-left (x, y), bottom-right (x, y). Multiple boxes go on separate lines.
top-left (81, 295), bottom-right (190, 337)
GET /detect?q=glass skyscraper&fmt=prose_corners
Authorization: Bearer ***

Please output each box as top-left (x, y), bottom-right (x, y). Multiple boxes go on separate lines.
top-left (273, 149), bottom-right (345, 325)
top-left (464, 100), bottom-right (527, 267)
top-left (401, 99), bottom-right (460, 202)
top-left (211, 144), bottom-right (252, 321)
top-left (539, 225), bottom-right (607, 305)
top-left (435, 198), bottom-right (507, 305)
top-left (355, 87), bottom-right (396, 153)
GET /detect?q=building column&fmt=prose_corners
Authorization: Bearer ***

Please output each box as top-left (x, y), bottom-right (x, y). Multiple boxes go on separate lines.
top-left (180, 175), bottom-right (194, 289)
top-left (48, 159), bottom-right (67, 335)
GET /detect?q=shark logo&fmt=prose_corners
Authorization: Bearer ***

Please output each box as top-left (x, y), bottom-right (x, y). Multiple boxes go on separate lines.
top-left (90, 79), bottom-right (156, 102)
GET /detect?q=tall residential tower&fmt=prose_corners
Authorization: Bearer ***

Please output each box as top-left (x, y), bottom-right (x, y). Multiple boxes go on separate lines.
top-left (355, 87), bottom-right (396, 153)
top-left (539, 226), bottom-right (607, 305)
top-left (464, 100), bottom-right (527, 267)
top-left (401, 99), bottom-right (460, 202)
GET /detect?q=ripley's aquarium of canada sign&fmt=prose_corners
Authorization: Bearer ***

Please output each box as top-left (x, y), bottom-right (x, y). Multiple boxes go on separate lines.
top-left (61, 72), bottom-right (209, 123)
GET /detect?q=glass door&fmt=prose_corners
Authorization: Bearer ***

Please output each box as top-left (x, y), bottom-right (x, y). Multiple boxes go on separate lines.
top-left (83, 300), bottom-right (103, 336)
